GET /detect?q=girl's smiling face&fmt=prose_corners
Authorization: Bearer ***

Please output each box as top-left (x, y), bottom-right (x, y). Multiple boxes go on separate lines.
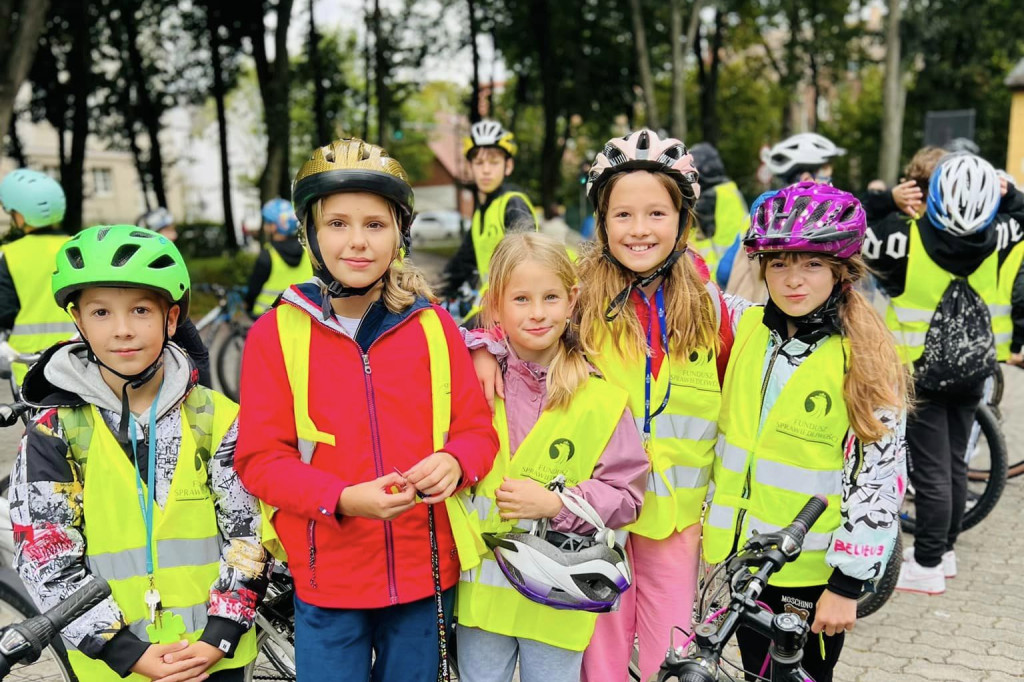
top-left (603, 171), bottom-right (681, 276)
top-left (315, 192), bottom-right (399, 289)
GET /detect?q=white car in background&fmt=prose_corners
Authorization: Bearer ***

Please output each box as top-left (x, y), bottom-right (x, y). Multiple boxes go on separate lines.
top-left (411, 210), bottom-right (464, 245)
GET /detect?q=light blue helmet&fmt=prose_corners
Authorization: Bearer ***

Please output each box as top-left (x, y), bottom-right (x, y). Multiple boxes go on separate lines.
top-left (138, 207), bottom-right (175, 232)
top-left (262, 197), bottom-right (299, 236)
top-left (0, 169), bottom-right (67, 228)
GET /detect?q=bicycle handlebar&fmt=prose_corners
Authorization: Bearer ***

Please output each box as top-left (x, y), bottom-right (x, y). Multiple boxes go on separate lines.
top-left (0, 403), bottom-right (29, 428)
top-left (0, 580), bottom-right (111, 677)
top-left (655, 495), bottom-right (829, 682)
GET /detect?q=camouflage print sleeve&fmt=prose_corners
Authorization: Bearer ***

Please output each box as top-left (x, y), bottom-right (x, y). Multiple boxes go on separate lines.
top-left (826, 407), bottom-right (907, 583)
top-left (206, 418), bottom-right (273, 630)
top-left (10, 408), bottom-right (130, 657)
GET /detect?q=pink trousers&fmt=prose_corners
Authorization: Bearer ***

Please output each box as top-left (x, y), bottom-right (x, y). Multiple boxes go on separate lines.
top-left (581, 524), bottom-right (701, 682)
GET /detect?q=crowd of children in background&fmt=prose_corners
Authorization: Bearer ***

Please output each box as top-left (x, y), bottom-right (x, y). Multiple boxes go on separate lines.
top-left (0, 118), bottom-right (1019, 682)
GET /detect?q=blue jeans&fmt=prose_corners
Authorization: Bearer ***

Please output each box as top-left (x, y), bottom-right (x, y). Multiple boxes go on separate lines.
top-left (293, 588), bottom-right (455, 681)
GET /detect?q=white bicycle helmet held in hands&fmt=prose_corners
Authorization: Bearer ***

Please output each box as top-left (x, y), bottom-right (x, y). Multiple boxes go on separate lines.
top-left (483, 477), bottom-right (632, 612)
top-left (762, 133), bottom-right (846, 181)
top-left (926, 153), bottom-right (1002, 237)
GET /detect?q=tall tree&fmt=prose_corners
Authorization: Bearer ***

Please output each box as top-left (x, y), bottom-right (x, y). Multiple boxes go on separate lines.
top-left (246, 0), bottom-right (295, 202)
top-left (629, 0), bottom-right (660, 130)
top-left (694, 6), bottom-right (725, 146)
top-left (0, 0), bottom-right (51, 150)
top-left (207, 2), bottom-right (237, 249)
top-left (670, 0), bottom-right (705, 140)
top-left (372, 0), bottom-right (387, 145)
top-left (466, 0), bottom-right (482, 123)
top-left (307, 0), bottom-right (329, 145)
top-left (879, 0), bottom-right (905, 185)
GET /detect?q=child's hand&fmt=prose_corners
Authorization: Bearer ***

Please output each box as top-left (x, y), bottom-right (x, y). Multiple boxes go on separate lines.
top-left (891, 179), bottom-right (923, 218)
top-left (471, 348), bottom-right (504, 412)
top-left (338, 473), bottom-right (417, 520)
top-left (154, 641), bottom-right (225, 681)
top-left (404, 452), bottom-right (463, 503)
top-left (130, 640), bottom-right (208, 682)
top-left (811, 589), bottom-right (857, 637)
top-left (495, 477), bottom-right (564, 521)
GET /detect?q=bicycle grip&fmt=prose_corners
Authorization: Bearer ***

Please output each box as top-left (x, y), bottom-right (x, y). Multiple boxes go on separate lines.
top-left (24, 580), bottom-right (111, 648)
top-left (0, 403), bottom-right (26, 428)
top-left (785, 495), bottom-right (829, 546)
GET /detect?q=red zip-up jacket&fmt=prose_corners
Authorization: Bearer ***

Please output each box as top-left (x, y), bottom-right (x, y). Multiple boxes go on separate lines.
top-left (236, 283), bottom-right (498, 608)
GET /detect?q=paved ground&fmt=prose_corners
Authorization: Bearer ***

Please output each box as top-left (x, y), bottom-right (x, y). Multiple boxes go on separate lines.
top-left (1, 254), bottom-right (1022, 680)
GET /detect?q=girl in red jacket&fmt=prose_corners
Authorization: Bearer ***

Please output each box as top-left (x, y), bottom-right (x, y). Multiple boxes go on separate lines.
top-left (235, 138), bottom-right (498, 681)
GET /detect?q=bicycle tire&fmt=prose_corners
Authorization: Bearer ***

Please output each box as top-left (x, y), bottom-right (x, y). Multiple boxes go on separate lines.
top-left (0, 474), bottom-right (9, 498)
top-left (248, 621), bottom-right (296, 681)
top-left (902, 404), bottom-right (1007, 534)
top-left (856, 533), bottom-right (902, 618)
top-left (216, 326), bottom-right (247, 403)
top-left (0, 575), bottom-right (78, 681)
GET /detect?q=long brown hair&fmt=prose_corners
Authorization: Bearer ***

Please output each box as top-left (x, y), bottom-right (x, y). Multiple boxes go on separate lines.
top-left (578, 171), bottom-right (719, 361)
top-left (761, 253), bottom-right (910, 442)
top-left (483, 233), bottom-right (590, 410)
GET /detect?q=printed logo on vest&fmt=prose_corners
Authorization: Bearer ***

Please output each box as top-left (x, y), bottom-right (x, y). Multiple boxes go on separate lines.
top-left (671, 349), bottom-right (718, 392)
top-left (804, 390), bottom-right (833, 418)
top-left (548, 438), bottom-right (575, 462)
top-left (174, 483), bottom-right (208, 502)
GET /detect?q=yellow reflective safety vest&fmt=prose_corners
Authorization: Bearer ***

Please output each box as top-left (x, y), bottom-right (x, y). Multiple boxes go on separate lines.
top-left (692, 181), bottom-right (748, 273)
top-left (471, 191), bottom-right (537, 290)
top-left (58, 387), bottom-right (258, 680)
top-left (456, 377), bottom-right (629, 651)
top-left (885, 220), bottom-right (1022, 364)
top-left (270, 303), bottom-right (483, 569)
top-left (254, 245), bottom-right (313, 316)
top-left (1, 234), bottom-right (76, 383)
top-left (703, 307), bottom-right (847, 587)
top-left (589, 330), bottom-right (720, 540)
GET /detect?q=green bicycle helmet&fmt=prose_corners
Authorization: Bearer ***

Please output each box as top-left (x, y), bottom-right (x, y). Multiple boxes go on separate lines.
top-left (52, 225), bottom-right (190, 318)
top-left (0, 169), bottom-right (67, 227)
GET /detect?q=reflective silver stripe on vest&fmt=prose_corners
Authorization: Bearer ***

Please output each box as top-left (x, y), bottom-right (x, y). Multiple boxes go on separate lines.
top-left (990, 304), bottom-right (1012, 318)
top-left (716, 436), bottom-right (748, 473)
top-left (461, 557), bottom-right (511, 590)
top-left (893, 329), bottom-right (928, 348)
top-left (706, 503), bottom-right (735, 531)
top-left (890, 306), bottom-right (934, 324)
top-left (87, 536), bottom-right (222, 582)
top-left (647, 470), bottom-right (671, 497)
top-left (462, 493), bottom-right (491, 520)
top-left (746, 516), bottom-right (832, 552)
top-left (755, 460), bottom-right (842, 497)
top-left (63, 603), bottom-right (210, 652)
top-left (634, 414), bottom-right (717, 442)
top-left (11, 322), bottom-right (77, 335)
top-left (646, 464), bottom-right (712, 496)
top-left (995, 332), bottom-right (1013, 345)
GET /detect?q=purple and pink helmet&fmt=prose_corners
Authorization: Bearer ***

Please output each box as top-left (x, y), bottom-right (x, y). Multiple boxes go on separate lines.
top-left (743, 181), bottom-right (866, 259)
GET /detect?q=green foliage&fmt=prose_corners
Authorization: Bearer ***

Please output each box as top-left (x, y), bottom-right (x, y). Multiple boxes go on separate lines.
top-left (176, 222), bottom-right (246, 261)
top-left (187, 251), bottom-right (256, 318)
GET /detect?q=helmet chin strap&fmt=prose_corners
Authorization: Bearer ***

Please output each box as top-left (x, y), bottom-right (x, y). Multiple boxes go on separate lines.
top-left (76, 314), bottom-right (169, 444)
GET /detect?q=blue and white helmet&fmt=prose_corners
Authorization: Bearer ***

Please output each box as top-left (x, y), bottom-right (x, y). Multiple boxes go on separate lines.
top-left (926, 154), bottom-right (1001, 237)
top-left (138, 207), bottom-right (175, 232)
top-left (261, 197), bottom-right (299, 236)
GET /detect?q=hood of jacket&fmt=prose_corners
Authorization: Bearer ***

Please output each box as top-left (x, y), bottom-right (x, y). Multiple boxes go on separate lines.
top-left (917, 214), bottom-right (998, 277)
top-left (271, 237), bottom-right (307, 267)
top-left (691, 143), bottom-right (727, 190)
top-left (22, 340), bottom-right (198, 419)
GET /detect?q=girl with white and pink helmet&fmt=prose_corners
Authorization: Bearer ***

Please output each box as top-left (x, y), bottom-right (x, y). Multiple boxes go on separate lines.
top-left (466, 128), bottom-right (735, 681)
top-left (701, 181), bottom-right (908, 682)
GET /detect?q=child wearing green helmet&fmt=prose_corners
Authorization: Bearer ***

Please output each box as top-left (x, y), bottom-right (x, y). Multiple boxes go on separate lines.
top-left (11, 224), bottom-right (272, 682)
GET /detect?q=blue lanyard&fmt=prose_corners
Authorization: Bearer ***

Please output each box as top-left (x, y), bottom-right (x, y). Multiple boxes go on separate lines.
top-left (639, 285), bottom-right (670, 440)
top-left (129, 381), bottom-right (163, 576)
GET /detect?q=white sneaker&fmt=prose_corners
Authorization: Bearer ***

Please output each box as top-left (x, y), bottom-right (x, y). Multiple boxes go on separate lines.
top-left (904, 546), bottom-right (957, 579)
top-left (942, 550), bottom-right (957, 579)
top-left (896, 553), bottom-right (946, 595)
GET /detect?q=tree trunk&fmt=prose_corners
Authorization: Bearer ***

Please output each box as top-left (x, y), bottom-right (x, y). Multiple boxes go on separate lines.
top-left (696, 8), bottom-right (723, 146)
top-left (879, 0), bottom-right (905, 185)
top-left (308, 0), bottom-right (328, 145)
top-left (362, 0), bottom-right (371, 140)
top-left (534, 0), bottom-right (559, 219)
top-left (372, 0), bottom-right (387, 146)
top-left (509, 70), bottom-right (528, 134)
top-left (671, 0), bottom-right (706, 141)
top-left (0, 0), bottom-right (51, 150)
top-left (466, 0), bottom-right (482, 123)
top-left (6, 114), bottom-right (26, 167)
top-left (208, 5), bottom-right (237, 251)
top-left (62, 2), bottom-right (91, 233)
top-left (122, 8), bottom-right (168, 209)
top-left (628, 0), bottom-right (659, 131)
top-left (252, 0), bottom-right (295, 203)
top-left (126, 116), bottom-right (152, 212)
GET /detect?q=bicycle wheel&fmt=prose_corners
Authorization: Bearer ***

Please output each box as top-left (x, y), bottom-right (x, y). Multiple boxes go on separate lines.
top-left (216, 326), bottom-right (247, 403)
top-left (902, 404), bottom-right (1007, 534)
top-left (856, 533), bottom-right (902, 619)
top-left (248, 620), bottom-right (296, 681)
top-left (0, 576), bottom-right (77, 681)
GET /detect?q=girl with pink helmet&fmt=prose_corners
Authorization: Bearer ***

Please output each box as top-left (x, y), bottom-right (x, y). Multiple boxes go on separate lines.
top-left (702, 181), bottom-right (909, 681)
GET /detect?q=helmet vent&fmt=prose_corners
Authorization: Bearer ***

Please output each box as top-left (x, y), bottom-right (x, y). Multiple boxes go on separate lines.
top-left (839, 205), bottom-right (858, 224)
top-left (96, 226), bottom-right (111, 241)
top-left (148, 254), bottom-right (177, 269)
top-left (323, 145), bottom-right (335, 163)
top-left (130, 230), bottom-right (155, 239)
top-left (65, 247), bottom-right (84, 269)
top-left (111, 244), bottom-right (140, 266)
top-left (807, 201), bottom-right (830, 226)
